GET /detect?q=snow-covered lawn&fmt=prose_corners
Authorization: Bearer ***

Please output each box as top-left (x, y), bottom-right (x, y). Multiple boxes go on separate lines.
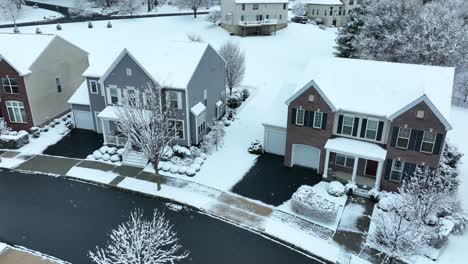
top-left (338, 203), bottom-right (366, 233)
top-left (0, 5), bottom-right (63, 25)
top-left (66, 166), bottom-right (119, 184)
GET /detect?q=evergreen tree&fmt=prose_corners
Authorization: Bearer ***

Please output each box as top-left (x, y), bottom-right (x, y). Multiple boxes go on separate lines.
top-left (334, 4), bottom-right (366, 58)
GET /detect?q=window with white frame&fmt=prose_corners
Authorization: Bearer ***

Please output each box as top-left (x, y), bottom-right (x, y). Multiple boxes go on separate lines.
top-left (342, 115), bottom-right (354, 135)
top-left (197, 111), bottom-right (206, 136)
top-left (390, 160), bottom-right (404, 182)
top-left (253, 3), bottom-right (259, 10)
top-left (396, 127), bottom-right (411, 149)
top-left (6, 101), bottom-right (27, 123)
top-left (169, 120), bottom-right (184, 139)
top-left (109, 87), bottom-right (119, 105)
top-left (335, 154), bottom-right (355, 168)
top-left (241, 15), bottom-right (245, 21)
top-left (126, 68), bottom-right (132, 76)
top-left (90, 80), bottom-right (98, 94)
top-left (421, 131), bottom-right (436, 153)
top-left (2, 77), bottom-right (18, 94)
top-left (56, 78), bottom-right (62, 93)
top-left (126, 89), bottom-right (137, 106)
top-left (295, 108), bottom-right (305, 126)
top-left (167, 91), bottom-right (181, 109)
top-left (416, 110), bottom-right (425, 119)
top-left (203, 89), bottom-right (207, 105)
top-left (313, 111), bottom-right (323, 129)
top-left (365, 120), bottom-right (379, 140)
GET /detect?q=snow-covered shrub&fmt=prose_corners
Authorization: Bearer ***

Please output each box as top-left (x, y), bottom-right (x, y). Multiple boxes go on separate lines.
top-left (100, 146), bottom-right (109, 154)
top-left (194, 157), bottom-right (204, 165)
top-left (291, 185), bottom-right (339, 223)
top-left (0, 130), bottom-right (29, 149)
top-left (101, 153), bottom-right (110, 161)
top-left (88, 21), bottom-right (93, 28)
top-left (35, 27), bottom-right (42, 34)
top-left (65, 120), bottom-right (74, 130)
top-left (30, 127), bottom-right (40, 138)
top-left (107, 21), bottom-right (112, 28)
top-left (377, 193), bottom-right (399, 212)
top-left (56, 23), bottom-right (62, 30)
top-left (226, 93), bottom-right (242, 108)
top-left (13, 26), bottom-right (19, 33)
top-left (162, 163), bottom-right (172, 172)
top-left (173, 145), bottom-right (192, 158)
top-left (223, 119), bottom-right (232, 126)
top-left (319, 25), bottom-right (327, 30)
top-left (186, 167), bottom-right (196, 176)
top-left (315, 18), bottom-right (323, 25)
top-left (199, 153), bottom-right (207, 160)
top-left (117, 148), bottom-right (124, 156)
top-left (170, 165), bottom-right (179, 174)
top-left (108, 147), bottom-right (117, 155)
top-left (177, 166), bottom-right (187, 174)
top-left (62, 116), bottom-right (67, 121)
top-left (241, 88), bottom-right (250, 101)
top-left (41, 125), bottom-right (49, 132)
top-left (345, 182), bottom-right (357, 194)
top-left (54, 119), bottom-right (60, 124)
top-left (327, 181), bottom-right (345, 197)
top-left (110, 154), bottom-right (120, 162)
top-left (191, 163), bottom-right (201, 172)
top-left (49, 121), bottom-right (55, 128)
top-left (438, 141), bottom-right (463, 191)
top-left (190, 146), bottom-right (202, 157)
top-left (186, 33), bottom-right (203, 42)
top-left (368, 188), bottom-right (381, 201)
top-left (248, 140), bottom-right (263, 155)
top-left (87, 154), bottom-right (94, 160)
top-left (207, 9), bottom-right (221, 25)
top-left (93, 150), bottom-right (103, 159)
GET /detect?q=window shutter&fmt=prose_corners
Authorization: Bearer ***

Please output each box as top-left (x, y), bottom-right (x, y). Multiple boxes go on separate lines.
top-left (433, 133), bottom-right (444, 155)
top-left (165, 91), bottom-right (170, 108)
top-left (352, 117), bottom-right (359, 137)
top-left (414, 130), bottom-right (424, 151)
top-left (390, 127), bottom-right (399, 147)
top-left (142, 92), bottom-right (147, 106)
top-left (177, 92), bottom-right (182, 109)
top-left (135, 90), bottom-right (140, 106)
top-left (291, 108), bottom-right (297, 124)
top-left (408, 130), bottom-right (417, 150)
top-left (308, 111), bottom-right (315, 128)
top-left (106, 87), bottom-right (112, 105)
top-left (360, 119), bottom-right (367, 138)
top-left (304, 111), bottom-right (309, 127)
top-left (337, 115), bottom-right (343, 133)
top-left (321, 113), bottom-right (327, 129)
top-left (376, 121), bottom-right (384, 141)
top-left (384, 159), bottom-right (392, 180)
top-left (117, 88), bottom-right (122, 105)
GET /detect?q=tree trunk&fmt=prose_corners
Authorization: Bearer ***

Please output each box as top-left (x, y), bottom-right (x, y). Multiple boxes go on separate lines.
top-left (229, 86), bottom-right (232, 95)
top-left (148, 0), bottom-right (152, 12)
top-left (153, 160), bottom-right (161, 191)
top-left (193, 8), bottom-right (197, 18)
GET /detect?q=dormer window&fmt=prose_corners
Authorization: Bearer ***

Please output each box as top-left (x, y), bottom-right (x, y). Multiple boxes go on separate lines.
top-left (416, 110), bottom-right (425, 119)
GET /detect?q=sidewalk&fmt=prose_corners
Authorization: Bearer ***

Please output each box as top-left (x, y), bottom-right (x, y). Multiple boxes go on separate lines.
top-left (0, 152), bottom-right (366, 264)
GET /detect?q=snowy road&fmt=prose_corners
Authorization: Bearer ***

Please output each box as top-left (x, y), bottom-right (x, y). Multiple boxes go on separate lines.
top-left (0, 169), bottom-right (323, 264)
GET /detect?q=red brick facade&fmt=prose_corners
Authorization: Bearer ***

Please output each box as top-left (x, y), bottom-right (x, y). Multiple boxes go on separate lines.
top-left (0, 60), bottom-right (34, 131)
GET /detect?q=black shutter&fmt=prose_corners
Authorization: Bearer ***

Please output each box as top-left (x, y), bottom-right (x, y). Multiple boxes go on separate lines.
top-left (291, 108), bottom-right (297, 125)
top-left (390, 127), bottom-right (399, 147)
top-left (384, 159), bottom-right (393, 180)
top-left (360, 119), bottom-right (367, 138)
top-left (308, 111), bottom-right (315, 127)
top-left (321, 113), bottom-right (327, 129)
top-left (304, 111), bottom-right (309, 127)
top-left (408, 129), bottom-right (418, 150)
top-left (337, 115), bottom-right (343, 134)
top-left (414, 130), bottom-right (424, 151)
top-left (352, 117), bottom-right (359, 137)
top-left (376, 121), bottom-right (384, 141)
top-left (433, 133), bottom-right (444, 155)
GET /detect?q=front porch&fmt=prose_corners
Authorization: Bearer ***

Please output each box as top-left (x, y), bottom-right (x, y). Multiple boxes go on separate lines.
top-left (238, 20), bottom-right (279, 36)
top-left (97, 106), bottom-right (128, 147)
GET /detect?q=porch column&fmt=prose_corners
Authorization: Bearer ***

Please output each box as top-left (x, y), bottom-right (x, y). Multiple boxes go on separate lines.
top-left (323, 149), bottom-right (330, 178)
top-left (101, 118), bottom-right (107, 145)
top-left (351, 156), bottom-right (359, 184)
top-left (375, 160), bottom-right (384, 190)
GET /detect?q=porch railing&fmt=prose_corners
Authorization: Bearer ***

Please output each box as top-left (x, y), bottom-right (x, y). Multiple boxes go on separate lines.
top-left (121, 140), bottom-right (132, 163)
top-left (239, 19), bottom-right (278, 26)
top-left (105, 135), bottom-right (128, 147)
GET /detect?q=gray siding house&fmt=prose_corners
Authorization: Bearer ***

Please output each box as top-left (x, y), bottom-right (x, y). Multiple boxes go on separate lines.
top-left (68, 41), bottom-right (226, 166)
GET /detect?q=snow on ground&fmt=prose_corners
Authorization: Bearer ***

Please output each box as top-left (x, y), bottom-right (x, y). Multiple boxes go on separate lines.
top-left (0, 242), bottom-right (7, 253)
top-left (338, 203), bottom-right (365, 233)
top-left (66, 166), bottom-right (118, 184)
top-left (0, 5), bottom-right (63, 25)
top-left (0, 157), bottom-right (28, 169)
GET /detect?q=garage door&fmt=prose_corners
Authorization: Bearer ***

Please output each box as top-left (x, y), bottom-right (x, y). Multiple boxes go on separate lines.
top-left (264, 126), bottom-right (286, 155)
top-left (292, 144), bottom-right (320, 169)
top-left (73, 110), bottom-right (94, 130)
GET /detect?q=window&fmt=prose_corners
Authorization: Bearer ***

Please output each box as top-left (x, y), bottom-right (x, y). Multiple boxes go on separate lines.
top-left (109, 87), bottom-right (119, 105)
top-left (283, 3), bottom-right (286, 10)
top-left (203, 89), bottom-right (207, 106)
top-left (329, 7), bottom-right (333, 16)
top-left (279, 14), bottom-right (282, 19)
top-left (127, 89), bottom-right (137, 106)
top-left (266, 14), bottom-right (270, 19)
top-left (295, 108), bottom-right (305, 126)
top-left (396, 127), bottom-right (411, 149)
top-left (421, 131), bottom-right (436, 153)
top-left (241, 15), bottom-right (245, 21)
top-left (312, 9), bottom-right (315, 15)
top-left (308, 94), bottom-right (315, 102)
top-left (339, 7), bottom-right (342, 15)
top-left (6, 101), bottom-right (27, 123)
top-left (365, 120), bottom-right (378, 140)
top-left (2, 77), bottom-right (18, 94)
top-left (126, 68), bottom-right (132, 76)
top-left (416, 110), bottom-right (425, 119)
top-left (90, 80), bottom-right (98, 94)
top-left (242, 4), bottom-right (245, 10)
top-left (197, 111), bottom-right (206, 136)
top-left (167, 91), bottom-right (181, 109)
top-left (415, 164), bottom-right (428, 178)
top-left (56, 78), bottom-right (62, 93)
top-left (390, 160), bottom-right (404, 182)
top-left (313, 112), bottom-right (323, 129)
top-left (335, 154), bottom-right (354, 168)
top-left (324, 9), bottom-right (327, 16)
top-left (169, 120), bottom-right (184, 139)
top-left (253, 4), bottom-right (258, 10)
top-left (349, 0), bottom-right (354, 5)
top-left (342, 115), bottom-right (354, 135)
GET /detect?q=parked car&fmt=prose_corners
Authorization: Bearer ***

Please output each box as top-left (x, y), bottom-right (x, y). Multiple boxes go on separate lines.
top-left (291, 16), bottom-right (308, 24)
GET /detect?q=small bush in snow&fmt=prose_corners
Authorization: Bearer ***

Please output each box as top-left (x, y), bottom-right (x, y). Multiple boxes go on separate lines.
top-left (100, 146), bottom-right (109, 154)
top-left (186, 33), bottom-right (203, 42)
top-left (108, 147), bottom-right (117, 155)
top-left (35, 28), bottom-right (42, 34)
top-left (241, 88), bottom-right (250, 101)
top-left (173, 145), bottom-right (192, 158)
top-left (248, 140), bottom-right (263, 155)
top-left (13, 26), bottom-right (19, 33)
top-left (56, 23), bottom-right (62, 30)
top-left (223, 119), bottom-right (232, 126)
top-left (107, 21), bottom-right (112, 28)
top-left (162, 163), bottom-right (171, 172)
top-left (41, 126), bottom-right (49, 132)
top-left (49, 122), bottom-right (55, 128)
top-left (368, 188), bottom-right (381, 202)
top-left (62, 116), bottom-right (68, 121)
top-left (178, 166), bottom-right (187, 174)
top-left (88, 21), bottom-right (93, 28)
top-left (186, 167), bottom-right (196, 176)
top-left (102, 153), bottom-right (111, 161)
top-left (207, 10), bottom-right (221, 25)
top-left (65, 120), bottom-right (74, 130)
top-left (318, 25), bottom-right (327, 30)
top-left (110, 154), bottom-right (120, 162)
top-left (199, 153), bottom-right (207, 160)
top-left (191, 163), bottom-right (201, 172)
top-left (117, 148), bottom-right (124, 156)
top-left (54, 119), bottom-right (60, 124)
top-left (170, 165), bottom-right (179, 174)
top-left (291, 185), bottom-right (339, 223)
top-left (345, 182), bottom-right (357, 195)
top-left (30, 127), bottom-right (40, 138)
top-left (327, 181), bottom-right (345, 197)
top-left (193, 157), bottom-right (204, 165)
top-left (87, 154), bottom-right (94, 160)
top-left (93, 150), bottom-right (103, 159)
top-left (226, 93), bottom-right (242, 108)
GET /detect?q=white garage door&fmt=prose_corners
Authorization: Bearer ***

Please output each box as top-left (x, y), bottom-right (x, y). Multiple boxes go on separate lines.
top-left (292, 144), bottom-right (321, 169)
top-left (73, 110), bottom-right (94, 130)
top-left (264, 126), bottom-right (286, 155)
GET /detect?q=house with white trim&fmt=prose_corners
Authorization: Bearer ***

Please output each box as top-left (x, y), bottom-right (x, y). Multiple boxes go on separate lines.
top-left (302, 0), bottom-right (363, 27)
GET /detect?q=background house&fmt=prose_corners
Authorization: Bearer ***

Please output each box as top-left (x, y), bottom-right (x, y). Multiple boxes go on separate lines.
top-left (263, 58), bottom-right (454, 193)
top-left (0, 33), bottom-right (89, 131)
top-left (221, 0), bottom-right (289, 35)
top-left (302, 0), bottom-right (362, 27)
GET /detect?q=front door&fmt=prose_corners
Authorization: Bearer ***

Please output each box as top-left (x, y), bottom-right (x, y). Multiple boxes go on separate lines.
top-left (365, 160), bottom-right (378, 176)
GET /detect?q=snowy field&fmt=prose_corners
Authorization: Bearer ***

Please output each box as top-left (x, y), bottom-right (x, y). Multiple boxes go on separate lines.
top-left (0, 5), bottom-right (63, 25)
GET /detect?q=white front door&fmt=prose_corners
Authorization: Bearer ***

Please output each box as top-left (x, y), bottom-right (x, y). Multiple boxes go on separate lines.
top-left (73, 110), bottom-right (94, 130)
top-left (292, 144), bottom-right (321, 170)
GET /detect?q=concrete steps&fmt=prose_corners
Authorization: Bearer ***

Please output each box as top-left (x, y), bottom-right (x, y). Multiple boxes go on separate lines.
top-left (122, 150), bottom-right (147, 168)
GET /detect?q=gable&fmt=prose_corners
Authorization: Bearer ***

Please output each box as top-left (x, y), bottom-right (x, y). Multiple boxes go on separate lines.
top-left (288, 84), bottom-right (334, 113)
top-left (0, 58), bottom-right (20, 77)
top-left (285, 80), bottom-right (336, 111)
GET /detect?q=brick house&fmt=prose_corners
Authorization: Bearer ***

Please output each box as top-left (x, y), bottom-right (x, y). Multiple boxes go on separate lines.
top-left (0, 33), bottom-right (89, 131)
top-left (263, 58), bottom-right (454, 192)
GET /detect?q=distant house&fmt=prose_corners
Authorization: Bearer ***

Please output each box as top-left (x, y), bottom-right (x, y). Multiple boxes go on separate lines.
top-left (221, 0), bottom-right (289, 36)
top-left (263, 58), bottom-right (454, 193)
top-left (68, 41), bottom-right (226, 166)
top-left (303, 0), bottom-right (362, 27)
top-left (0, 33), bottom-right (89, 131)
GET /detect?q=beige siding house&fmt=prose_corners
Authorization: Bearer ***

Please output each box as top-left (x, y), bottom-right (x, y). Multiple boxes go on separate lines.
top-left (303, 0), bottom-right (362, 27)
top-left (221, 0), bottom-right (289, 36)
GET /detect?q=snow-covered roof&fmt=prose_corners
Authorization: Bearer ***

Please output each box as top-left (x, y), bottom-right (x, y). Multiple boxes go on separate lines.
top-left (190, 102), bottom-right (206, 116)
top-left (83, 41), bottom-right (209, 89)
top-left (263, 81), bottom-right (297, 128)
top-left (67, 80), bottom-right (90, 105)
top-left (98, 106), bottom-right (151, 120)
top-left (325, 137), bottom-right (387, 161)
top-left (235, 0), bottom-right (288, 3)
top-left (287, 58), bottom-right (454, 127)
top-left (301, 0), bottom-right (343, 5)
top-left (0, 33), bottom-right (56, 76)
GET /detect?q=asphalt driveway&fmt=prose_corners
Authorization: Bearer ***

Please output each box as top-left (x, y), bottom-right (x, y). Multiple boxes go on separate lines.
top-left (231, 154), bottom-right (322, 206)
top-left (43, 129), bottom-right (103, 159)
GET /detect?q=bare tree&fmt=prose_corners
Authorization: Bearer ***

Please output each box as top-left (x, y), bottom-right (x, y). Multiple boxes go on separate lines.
top-left (291, 1), bottom-right (307, 16)
top-left (116, 84), bottom-right (175, 191)
top-left (89, 209), bottom-right (189, 264)
top-left (0, 0), bottom-right (22, 26)
top-left (456, 71), bottom-right (468, 102)
top-left (71, 0), bottom-right (95, 18)
top-left (219, 41), bottom-right (246, 95)
top-left (173, 0), bottom-right (211, 18)
top-left (119, 0), bottom-right (140, 16)
top-left (0, 120), bottom-right (11, 135)
top-left (206, 9), bottom-right (221, 25)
